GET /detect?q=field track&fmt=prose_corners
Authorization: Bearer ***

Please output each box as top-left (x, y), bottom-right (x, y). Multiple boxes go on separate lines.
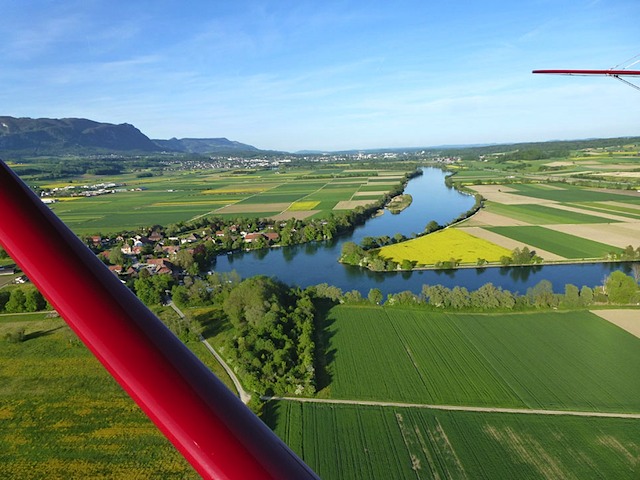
top-left (263, 396), bottom-right (640, 419)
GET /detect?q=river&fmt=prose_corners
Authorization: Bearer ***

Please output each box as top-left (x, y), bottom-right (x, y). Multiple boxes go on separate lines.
top-left (214, 168), bottom-right (634, 296)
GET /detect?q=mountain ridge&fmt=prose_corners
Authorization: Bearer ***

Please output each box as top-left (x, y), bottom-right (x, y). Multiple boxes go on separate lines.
top-left (0, 116), bottom-right (263, 156)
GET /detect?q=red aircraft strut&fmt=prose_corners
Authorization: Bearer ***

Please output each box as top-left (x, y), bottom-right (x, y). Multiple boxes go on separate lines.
top-left (533, 68), bottom-right (640, 90)
top-left (0, 159), bottom-right (319, 479)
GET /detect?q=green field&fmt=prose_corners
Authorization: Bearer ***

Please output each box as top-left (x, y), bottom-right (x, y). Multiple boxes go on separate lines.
top-left (507, 183), bottom-right (640, 203)
top-left (266, 401), bottom-right (640, 480)
top-left (320, 306), bottom-right (640, 412)
top-left (486, 202), bottom-right (614, 224)
top-left (40, 166), bottom-right (412, 234)
top-left (578, 201), bottom-right (640, 219)
top-left (0, 312), bottom-right (215, 478)
top-left (488, 226), bottom-right (622, 259)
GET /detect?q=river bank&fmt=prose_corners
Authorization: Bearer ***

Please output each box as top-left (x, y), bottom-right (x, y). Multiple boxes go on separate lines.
top-left (213, 168), bottom-right (634, 295)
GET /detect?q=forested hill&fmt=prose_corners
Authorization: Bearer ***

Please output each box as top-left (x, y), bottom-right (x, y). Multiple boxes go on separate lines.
top-left (153, 137), bottom-right (261, 154)
top-left (0, 116), bottom-right (263, 156)
top-left (0, 116), bottom-right (161, 154)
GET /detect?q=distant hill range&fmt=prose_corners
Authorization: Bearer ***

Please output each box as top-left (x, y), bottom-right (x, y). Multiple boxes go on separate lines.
top-left (0, 116), bottom-right (262, 155)
top-left (153, 137), bottom-right (260, 154)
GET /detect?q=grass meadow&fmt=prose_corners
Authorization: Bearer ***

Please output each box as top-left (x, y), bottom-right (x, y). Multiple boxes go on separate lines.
top-left (319, 306), bottom-right (640, 412)
top-left (0, 312), bottom-right (224, 479)
top-left (266, 400), bottom-right (640, 480)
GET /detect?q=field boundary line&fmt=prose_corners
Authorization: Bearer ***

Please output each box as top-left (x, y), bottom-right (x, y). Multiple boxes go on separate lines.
top-left (262, 396), bottom-right (640, 419)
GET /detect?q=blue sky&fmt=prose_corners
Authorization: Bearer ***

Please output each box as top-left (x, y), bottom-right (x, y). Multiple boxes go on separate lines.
top-left (1, 0), bottom-right (638, 151)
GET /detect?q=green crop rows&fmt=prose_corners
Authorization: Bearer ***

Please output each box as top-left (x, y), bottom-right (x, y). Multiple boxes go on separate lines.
top-left (508, 183), bottom-right (640, 203)
top-left (486, 202), bottom-right (614, 224)
top-left (321, 306), bottom-right (640, 412)
top-left (42, 167), bottom-right (410, 233)
top-left (266, 400), bottom-right (640, 480)
top-left (488, 226), bottom-right (622, 258)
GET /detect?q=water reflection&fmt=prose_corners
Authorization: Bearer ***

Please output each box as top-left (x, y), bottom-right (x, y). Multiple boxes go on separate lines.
top-left (214, 168), bottom-right (630, 295)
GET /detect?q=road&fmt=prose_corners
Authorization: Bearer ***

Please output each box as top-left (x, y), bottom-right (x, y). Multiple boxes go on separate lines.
top-left (262, 396), bottom-right (640, 420)
top-left (168, 301), bottom-right (251, 404)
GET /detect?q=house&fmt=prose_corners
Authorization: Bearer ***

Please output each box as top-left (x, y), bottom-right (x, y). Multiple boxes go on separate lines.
top-left (162, 245), bottom-right (180, 256)
top-left (181, 233), bottom-right (200, 244)
top-left (243, 232), bottom-right (265, 243)
top-left (148, 231), bottom-right (164, 242)
top-left (146, 258), bottom-right (180, 276)
top-left (263, 232), bottom-right (280, 243)
top-left (108, 265), bottom-right (124, 275)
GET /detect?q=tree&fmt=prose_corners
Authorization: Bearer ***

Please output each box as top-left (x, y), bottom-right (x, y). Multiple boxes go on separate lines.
top-left (343, 290), bottom-right (363, 304)
top-left (579, 285), bottom-right (594, 306)
top-left (527, 280), bottom-right (557, 308)
top-left (368, 288), bottom-right (383, 305)
top-left (311, 283), bottom-right (343, 302)
top-left (174, 250), bottom-right (195, 271)
top-left (24, 287), bottom-right (46, 312)
top-left (449, 286), bottom-right (471, 309)
top-left (134, 276), bottom-right (162, 305)
top-left (340, 242), bottom-right (365, 265)
top-left (5, 288), bottom-right (26, 313)
top-left (109, 246), bottom-right (125, 266)
top-left (360, 237), bottom-right (379, 250)
top-left (400, 259), bottom-right (415, 270)
top-left (470, 283), bottom-right (501, 309)
top-left (422, 284), bottom-right (450, 307)
top-left (0, 246), bottom-right (8, 259)
top-left (425, 220), bottom-right (440, 233)
top-left (563, 284), bottom-right (580, 308)
top-left (0, 290), bottom-right (9, 312)
top-left (605, 271), bottom-right (638, 304)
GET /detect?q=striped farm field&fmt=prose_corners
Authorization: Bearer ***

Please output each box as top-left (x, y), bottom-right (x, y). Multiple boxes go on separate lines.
top-left (41, 166), bottom-right (412, 234)
top-left (266, 400), bottom-right (640, 480)
top-left (288, 201), bottom-right (321, 211)
top-left (378, 228), bottom-right (512, 265)
top-left (487, 202), bottom-right (614, 224)
top-left (507, 183), bottom-right (640, 203)
top-left (487, 226), bottom-right (622, 259)
top-left (321, 306), bottom-right (640, 412)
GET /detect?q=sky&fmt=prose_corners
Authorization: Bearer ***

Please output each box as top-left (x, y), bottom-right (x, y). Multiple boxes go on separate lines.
top-left (0, 0), bottom-right (638, 152)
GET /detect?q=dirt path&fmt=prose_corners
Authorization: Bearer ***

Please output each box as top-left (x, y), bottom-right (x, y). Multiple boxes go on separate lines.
top-left (169, 302), bottom-right (251, 404)
top-left (262, 396), bottom-right (640, 419)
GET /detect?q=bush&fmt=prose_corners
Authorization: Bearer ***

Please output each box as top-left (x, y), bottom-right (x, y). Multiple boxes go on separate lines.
top-left (4, 328), bottom-right (25, 343)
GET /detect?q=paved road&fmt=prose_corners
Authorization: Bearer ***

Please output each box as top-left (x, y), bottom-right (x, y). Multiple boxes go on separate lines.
top-left (262, 396), bottom-right (640, 419)
top-left (169, 301), bottom-right (251, 404)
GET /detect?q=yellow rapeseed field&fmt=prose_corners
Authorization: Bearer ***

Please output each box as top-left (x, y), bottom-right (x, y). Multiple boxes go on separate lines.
top-left (378, 228), bottom-right (512, 265)
top-left (289, 201), bottom-right (320, 211)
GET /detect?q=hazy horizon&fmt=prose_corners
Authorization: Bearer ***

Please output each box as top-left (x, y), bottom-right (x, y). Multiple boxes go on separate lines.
top-left (1, 1), bottom-right (638, 152)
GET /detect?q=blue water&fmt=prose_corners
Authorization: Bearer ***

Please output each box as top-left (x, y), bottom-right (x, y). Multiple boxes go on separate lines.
top-left (214, 168), bottom-right (633, 295)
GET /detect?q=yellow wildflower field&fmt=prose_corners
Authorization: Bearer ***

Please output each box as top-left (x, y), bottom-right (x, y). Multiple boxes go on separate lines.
top-left (379, 228), bottom-right (512, 265)
top-left (289, 201), bottom-right (320, 211)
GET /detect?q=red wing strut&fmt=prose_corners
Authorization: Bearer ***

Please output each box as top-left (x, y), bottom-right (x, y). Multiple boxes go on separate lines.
top-left (0, 160), bottom-right (319, 480)
top-left (532, 69), bottom-right (640, 91)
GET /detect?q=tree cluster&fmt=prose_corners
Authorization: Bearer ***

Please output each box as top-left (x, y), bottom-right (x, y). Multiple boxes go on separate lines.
top-left (222, 277), bottom-right (316, 396)
top-left (308, 271), bottom-right (639, 311)
top-left (0, 285), bottom-right (48, 314)
top-left (500, 246), bottom-right (543, 266)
